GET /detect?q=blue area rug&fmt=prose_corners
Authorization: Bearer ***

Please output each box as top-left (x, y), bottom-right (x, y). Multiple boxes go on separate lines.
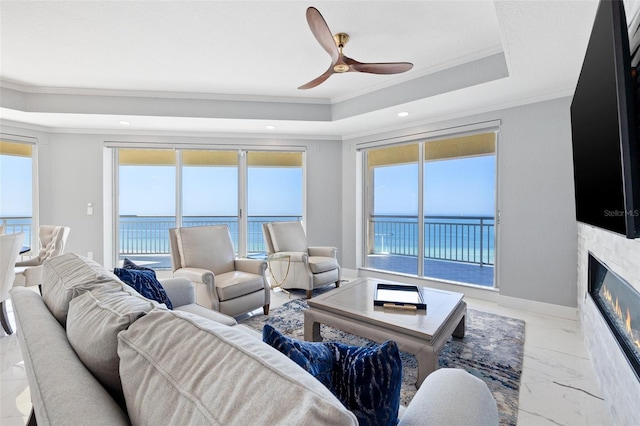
top-left (240, 297), bottom-right (525, 426)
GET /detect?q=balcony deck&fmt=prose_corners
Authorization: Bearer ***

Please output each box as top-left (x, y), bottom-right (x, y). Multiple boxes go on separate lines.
top-left (123, 253), bottom-right (494, 288)
top-left (366, 254), bottom-right (494, 287)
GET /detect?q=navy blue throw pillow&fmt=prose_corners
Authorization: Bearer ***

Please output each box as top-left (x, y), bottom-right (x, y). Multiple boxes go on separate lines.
top-left (263, 324), bottom-right (334, 390)
top-left (262, 324), bottom-right (401, 426)
top-left (122, 257), bottom-right (154, 272)
top-left (113, 268), bottom-right (173, 310)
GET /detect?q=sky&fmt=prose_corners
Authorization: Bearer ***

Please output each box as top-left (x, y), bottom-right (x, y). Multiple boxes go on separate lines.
top-left (0, 155), bottom-right (32, 217)
top-left (374, 155), bottom-right (495, 216)
top-left (1, 153), bottom-right (495, 218)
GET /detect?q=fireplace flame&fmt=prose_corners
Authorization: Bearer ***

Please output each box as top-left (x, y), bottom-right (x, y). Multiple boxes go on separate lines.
top-left (602, 285), bottom-right (640, 350)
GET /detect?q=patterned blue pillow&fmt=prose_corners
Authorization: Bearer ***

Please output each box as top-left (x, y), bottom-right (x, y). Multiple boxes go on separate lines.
top-left (262, 324), bottom-right (401, 426)
top-left (113, 268), bottom-right (173, 310)
top-left (123, 257), bottom-right (154, 272)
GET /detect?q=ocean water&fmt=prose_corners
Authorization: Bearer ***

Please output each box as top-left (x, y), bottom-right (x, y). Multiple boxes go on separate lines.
top-left (4, 215), bottom-right (495, 266)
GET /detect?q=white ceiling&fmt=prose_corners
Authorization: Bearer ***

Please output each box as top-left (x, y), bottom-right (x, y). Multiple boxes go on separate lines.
top-left (0, 0), bottom-right (600, 139)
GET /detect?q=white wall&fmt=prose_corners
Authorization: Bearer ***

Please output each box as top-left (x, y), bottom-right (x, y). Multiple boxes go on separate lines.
top-left (2, 125), bottom-right (343, 266)
top-left (342, 97), bottom-right (579, 308)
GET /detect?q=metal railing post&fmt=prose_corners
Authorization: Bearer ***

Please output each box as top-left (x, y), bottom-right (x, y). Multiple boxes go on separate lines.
top-left (479, 218), bottom-right (484, 267)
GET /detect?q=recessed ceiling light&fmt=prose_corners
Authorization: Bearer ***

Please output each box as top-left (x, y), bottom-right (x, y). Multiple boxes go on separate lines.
top-left (119, 120), bottom-right (131, 125)
top-left (397, 112), bottom-right (409, 117)
top-left (266, 125), bottom-right (276, 130)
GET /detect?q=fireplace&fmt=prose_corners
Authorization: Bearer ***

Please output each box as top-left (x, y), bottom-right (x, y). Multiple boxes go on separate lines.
top-left (588, 252), bottom-right (640, 380)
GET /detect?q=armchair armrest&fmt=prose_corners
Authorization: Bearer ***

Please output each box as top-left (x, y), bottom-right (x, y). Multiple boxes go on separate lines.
top-left (173, 267), bottom-right (215, 287)
top-left (234, 258), bottom-right (267, 276)
top-left (398, 369), bottom-right (498, 426)
top-left (308, 246), bottom-right (337, 258)
top-left (273, 251), bottom-right (309, 263)
top-left (159, 277), bottom-right (195, 308)
top-left (15, 257), bottom-right (42, 267)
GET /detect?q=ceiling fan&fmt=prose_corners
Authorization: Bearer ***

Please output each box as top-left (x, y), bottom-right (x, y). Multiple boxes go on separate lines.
top-left (298, 7), bottom-right (414, 90)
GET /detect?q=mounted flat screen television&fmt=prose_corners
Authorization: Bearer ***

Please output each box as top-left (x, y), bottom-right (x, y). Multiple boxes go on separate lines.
top-left (570, 0), bottom-right (640, 238)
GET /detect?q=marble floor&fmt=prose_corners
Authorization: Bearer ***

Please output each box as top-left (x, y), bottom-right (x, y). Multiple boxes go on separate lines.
top-left (1, 282), bottom-right (612, 425)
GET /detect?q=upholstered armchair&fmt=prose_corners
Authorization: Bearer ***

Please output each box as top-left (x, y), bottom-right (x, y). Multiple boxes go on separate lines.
top-left (1, 232), bottom-right (24, 334)
top-left (14, 225), bottom-right (70, 288)
top-left (169, 225), bottom-right (270, 317)
top-left (262, 221), bottom-right (340, 298)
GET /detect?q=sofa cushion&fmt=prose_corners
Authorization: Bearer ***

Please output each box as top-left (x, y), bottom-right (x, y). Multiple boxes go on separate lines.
top-left (263, 324), bottom-right (402, 426)
top-left (66, 288), bottom-right (158, 404)
top-left (117, 308), bottom-right (358, 425)
top-left (114, 267), bottom-right (173, 309)
top-left (309, 256), bottom-right (339, 274)
top-left (42, 253), bottom-right (122, 326)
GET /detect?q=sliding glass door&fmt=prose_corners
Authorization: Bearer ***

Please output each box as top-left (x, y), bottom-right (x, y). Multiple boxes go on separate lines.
top-left (364, 133), bottom-right (496, 287)
top-left (0, 140), bottom-right (35, 247)
top-left (182, 150), bottom-right (239, 246)
top-left (114, 147), bottom-right (304, 268)
top-left (247, 151), bottom-right (304, 255)
top-left (365, 144), bottom-right (420, 276)
top-left (118, 149), bottom-right (176, 268)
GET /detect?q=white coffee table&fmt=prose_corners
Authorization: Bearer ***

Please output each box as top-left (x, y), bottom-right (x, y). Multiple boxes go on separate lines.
top-left (304, 277), bottom-right (466, 387)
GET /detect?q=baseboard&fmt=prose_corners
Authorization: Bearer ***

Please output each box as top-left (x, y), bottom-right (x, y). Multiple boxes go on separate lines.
top-left (341, 268), bottom-right (358, 279)
top-left (498, 295), bottom-right (577, 320)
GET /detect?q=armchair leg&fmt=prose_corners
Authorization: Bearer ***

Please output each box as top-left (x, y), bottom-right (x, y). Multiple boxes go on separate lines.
top-left (335, 280), bottom-right (340, 288)
top-left (263, 304), bottom-right (269, 315)
top-left (306, 290), bottom-right (313, 299)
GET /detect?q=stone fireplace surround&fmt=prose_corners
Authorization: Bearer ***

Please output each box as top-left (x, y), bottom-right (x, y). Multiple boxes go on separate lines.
top-left (577, 223), bottom-right (640, 425)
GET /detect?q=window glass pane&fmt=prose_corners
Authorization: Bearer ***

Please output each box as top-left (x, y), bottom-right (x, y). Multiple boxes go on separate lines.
top-left (0, 141), bottom-right (33, 246)
top-left (182, 150), bottom-right (239, 248)
top-left (422, 133), bottom-right (496, 286)
top-left (247, 151), bottom-right (303, 255)
top-left (118, 149), bottom-right (176, 269)
top-left (366, 144), bottom-right (419, 275)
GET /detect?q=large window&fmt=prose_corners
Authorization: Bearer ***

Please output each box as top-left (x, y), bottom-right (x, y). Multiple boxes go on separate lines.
top-left (114, 147), bottom-right (304, 268)
top-left (0, 140), bottom-right (35, 246)
top-left (364, 133), bottom-right (496, 287)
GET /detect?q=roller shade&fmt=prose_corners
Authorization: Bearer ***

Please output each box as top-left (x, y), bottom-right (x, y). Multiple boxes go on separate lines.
top-left (247, 151), bottom-right (302, 167)
top-left (424, 133), bottom-right (495, 161)
top-left (119, 149), bottom-right (175, 166)
top-left (0, 141), bottom-right (32, 157)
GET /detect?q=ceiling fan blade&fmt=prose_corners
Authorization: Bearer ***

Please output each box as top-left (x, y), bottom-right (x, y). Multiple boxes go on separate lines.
top-left (298, 67), bottom-right (335, 90)
top-left (306, 7), bottom-right (339, 62)
top-left (350, 62), bottom-right (414, 75)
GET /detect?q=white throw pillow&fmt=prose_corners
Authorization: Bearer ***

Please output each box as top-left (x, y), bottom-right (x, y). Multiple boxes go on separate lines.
top-left (66, 288), bottom-right (159, 404)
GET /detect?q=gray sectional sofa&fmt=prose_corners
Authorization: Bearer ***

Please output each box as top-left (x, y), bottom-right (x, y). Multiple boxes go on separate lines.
top-left (11, 253), bottom-right (499, 425)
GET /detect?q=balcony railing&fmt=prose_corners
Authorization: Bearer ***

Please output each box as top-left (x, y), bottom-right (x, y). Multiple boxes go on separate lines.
top-left (119, 215), bottom-right (302, 255)
top-left (370, 215), bottom-right (495, 266)
top-left (0, 216), bottom-right (33, 246)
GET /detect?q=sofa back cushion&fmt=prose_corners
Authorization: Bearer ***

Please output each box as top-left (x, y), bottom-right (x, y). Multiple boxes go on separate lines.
top-left (175, 225), bottom-right (235, 274)
top-left (66, 287), bottom-right (159, 405)
top-left (117, 309), bottom-right (358, 426)
top-left (42, 253), bottom-right (122, 326)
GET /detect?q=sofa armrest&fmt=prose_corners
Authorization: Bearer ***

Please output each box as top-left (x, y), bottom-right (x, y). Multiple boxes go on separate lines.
top-left (174, 267), bottom-right (214, 287)
top-left (308, 246), bottom-right (337, 258)
top-left (159, 277), bottom-right (195, 308)
top-left (398, 368), bottom-right (498, 426)
top-left (234, 258), bottom-right (267, 276)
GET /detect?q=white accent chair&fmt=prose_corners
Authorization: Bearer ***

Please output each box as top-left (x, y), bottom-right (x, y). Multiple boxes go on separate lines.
top-left (1, 232), bottom-right (25, 334)
top-left (262, 221), bottom-right (340, 298)
top-left (15, 225), bottom-right (71, 288)
top-left (169, 225), bottom-right (270, 317)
